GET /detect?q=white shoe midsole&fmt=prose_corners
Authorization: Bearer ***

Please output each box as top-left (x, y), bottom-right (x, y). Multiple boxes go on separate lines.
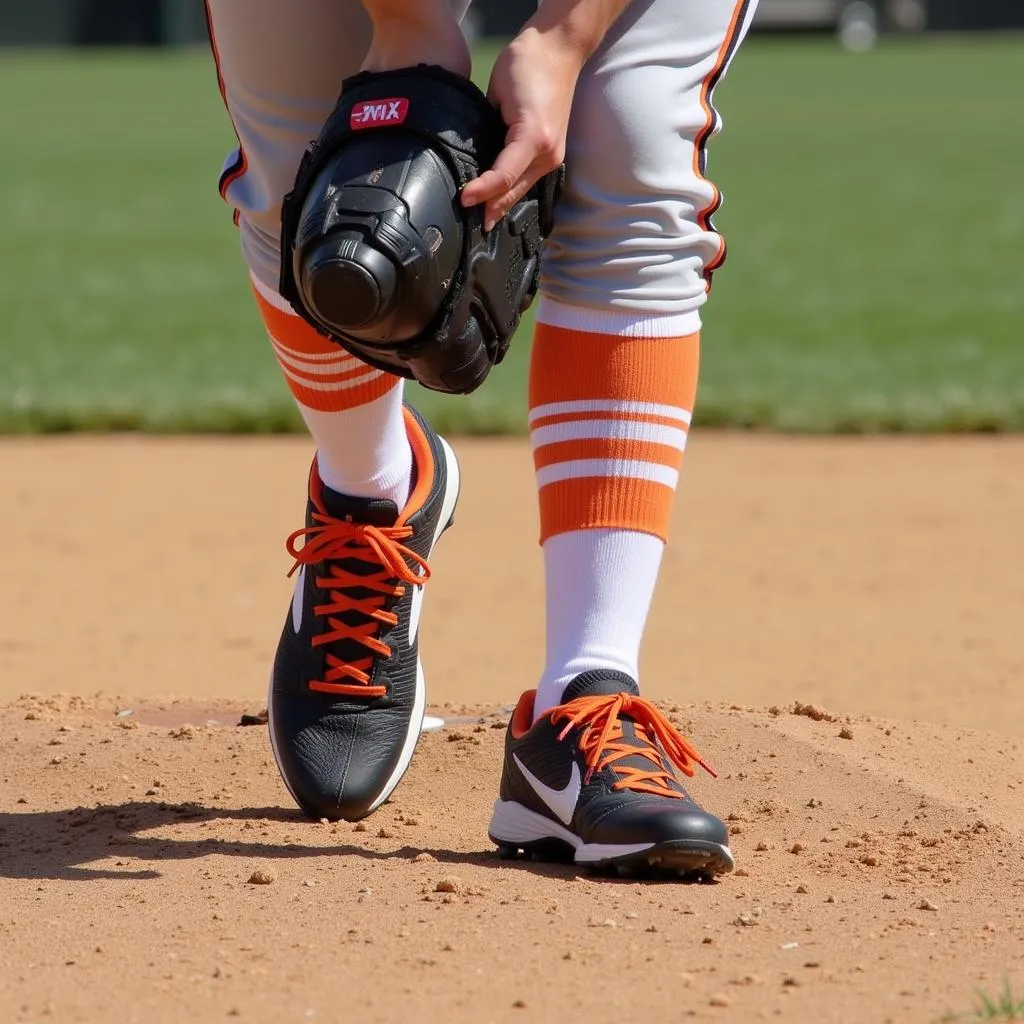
top-left (489, 799), bottom-right (655, 863)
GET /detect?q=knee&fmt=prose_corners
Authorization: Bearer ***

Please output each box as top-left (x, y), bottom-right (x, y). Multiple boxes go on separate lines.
top-left (541, 62), bottom-right (724, 311)
top-left (565, 64), bottom-right (716, 223)
top-left (224, 95), bottom-right (333, 288)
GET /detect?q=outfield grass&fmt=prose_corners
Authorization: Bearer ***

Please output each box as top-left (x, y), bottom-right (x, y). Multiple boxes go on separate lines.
top-left (1, 36), bottom-right (1022, 434)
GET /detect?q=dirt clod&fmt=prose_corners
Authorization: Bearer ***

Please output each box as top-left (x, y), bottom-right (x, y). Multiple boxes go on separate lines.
top-left (792, 703), bottom-right (835, 723)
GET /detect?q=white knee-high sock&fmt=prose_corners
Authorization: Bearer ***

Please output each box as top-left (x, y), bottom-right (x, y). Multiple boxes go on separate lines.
top-left (304, 391), bottom-right (412, 507)
top-left (535, 529), bottom-right (664, 718)
top-left (528, 306), bottom-right (702, 721)
top-left (252, 277), bottom-right (412, 507)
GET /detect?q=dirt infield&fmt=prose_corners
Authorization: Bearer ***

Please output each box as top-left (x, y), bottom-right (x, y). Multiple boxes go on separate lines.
top-left (2, 436), bottom-right (1023, 1023)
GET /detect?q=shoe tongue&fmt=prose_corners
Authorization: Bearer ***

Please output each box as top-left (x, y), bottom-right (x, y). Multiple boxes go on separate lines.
top-left (318, 486), bottom-right (400, 528)
top-left (610, 721), bottom-right (685, 795)
top-left (562, 672), bottom-right (684, 794)
top-left (309, 487), bottom-right (402, 676)
top-left (562, 670), bottom-right (640, 703)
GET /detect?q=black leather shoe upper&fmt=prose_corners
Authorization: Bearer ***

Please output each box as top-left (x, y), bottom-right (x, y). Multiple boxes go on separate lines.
top-left (270, 406), bottom-right (455, 821)
top-left (500, 671), bottom-right (729, 849)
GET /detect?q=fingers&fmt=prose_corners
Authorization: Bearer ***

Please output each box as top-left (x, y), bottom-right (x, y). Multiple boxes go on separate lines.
top-left (461, 132), bottom-right (534, 229)
top-left (462, 129), bottom-right (562, 232)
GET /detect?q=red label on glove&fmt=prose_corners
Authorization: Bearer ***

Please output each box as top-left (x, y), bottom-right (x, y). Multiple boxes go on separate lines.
top-left (350, 98), bottom-right (410, 129)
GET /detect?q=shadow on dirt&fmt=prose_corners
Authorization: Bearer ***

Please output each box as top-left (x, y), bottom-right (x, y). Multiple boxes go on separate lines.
top-left (0, 800), bottom-right (588, 883)
top-left (0, 801), bottom-right (714, 885)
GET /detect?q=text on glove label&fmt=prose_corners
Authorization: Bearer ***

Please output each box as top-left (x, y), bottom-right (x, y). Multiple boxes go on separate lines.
top-left (350, 98), bottom-right (410, 129)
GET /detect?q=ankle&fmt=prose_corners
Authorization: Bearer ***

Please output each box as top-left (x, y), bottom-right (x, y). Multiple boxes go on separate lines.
top-left (317, 447), bottom-right (413, 509)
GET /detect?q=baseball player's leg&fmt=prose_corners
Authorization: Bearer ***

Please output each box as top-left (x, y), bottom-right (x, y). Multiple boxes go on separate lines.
top-left (204, 0), bottom-right (468, 819)
top-left (488, 0), bottom-right (756, 874)
top-left (205, 0), bottom-right (411, 504)
top-left (530, 0), bottom-right (759, 718)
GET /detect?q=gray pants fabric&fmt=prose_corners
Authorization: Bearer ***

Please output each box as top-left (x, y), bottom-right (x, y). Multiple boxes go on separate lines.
top-left (206, 0), bottom-right (757, 332)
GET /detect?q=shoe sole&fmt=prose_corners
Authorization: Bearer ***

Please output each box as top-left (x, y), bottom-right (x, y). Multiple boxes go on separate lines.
top-left (488, 799), bottom-right (735, 880)
top-left (268, 436), bottom-right (461, 820)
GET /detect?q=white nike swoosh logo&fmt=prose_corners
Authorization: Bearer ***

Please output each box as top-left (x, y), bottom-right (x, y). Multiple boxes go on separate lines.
top-left (513, 754), bottom-right (581, 826)
top-left (291, 565), bottom-right (306, 633)
top-left (407, 569), bottom-right (426, 644)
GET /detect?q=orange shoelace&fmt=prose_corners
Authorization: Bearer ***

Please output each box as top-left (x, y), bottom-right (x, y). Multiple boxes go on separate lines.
top-left (550, 693), bottom-right (716, 797)
top-left (286, 512), bottom-right (430, 698)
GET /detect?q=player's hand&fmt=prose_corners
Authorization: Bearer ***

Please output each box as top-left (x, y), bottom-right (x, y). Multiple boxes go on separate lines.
top-left (461, 27), bottom-right (584, 231)
top-left (361, 8), bottom-right (472, 79)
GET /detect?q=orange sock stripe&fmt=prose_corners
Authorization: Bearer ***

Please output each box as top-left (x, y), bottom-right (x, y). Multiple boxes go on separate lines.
top-left (530, 410), bottom-right (690, 432)
top-left (280, 366), bottom-right (396, 413)
top-left (253, 287), bottom-right (399, 413)
top-left (532, 437), bottom-right (685, 472)
top-left (529, 325), bottom-right (699, 410)
top-left (271, 351), bottom-right (378, 386)
top-left (255, 289), bottom-right (353, 358)
top-left (529, 323), bottom-right (700, 543)
top-left (538, 479), bottom-right (676, 541)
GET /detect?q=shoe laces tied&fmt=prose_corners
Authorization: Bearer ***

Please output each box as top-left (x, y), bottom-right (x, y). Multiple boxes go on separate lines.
top-left (286, 512), bottom-right (430, 698)
top-left (551, 693), bottom-right (716, 797)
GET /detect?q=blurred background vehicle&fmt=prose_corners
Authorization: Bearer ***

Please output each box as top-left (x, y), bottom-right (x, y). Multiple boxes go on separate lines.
top-left (753, 0), bottom-right (1024, 48)
top-left (754, 0), bottom-right (926, 51)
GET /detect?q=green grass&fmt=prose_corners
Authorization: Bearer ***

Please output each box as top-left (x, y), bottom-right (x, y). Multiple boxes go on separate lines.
top-left (942, 980), bottom-right (1024, 1021)
top-left (1, 35), bottom-right (1022, 434)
